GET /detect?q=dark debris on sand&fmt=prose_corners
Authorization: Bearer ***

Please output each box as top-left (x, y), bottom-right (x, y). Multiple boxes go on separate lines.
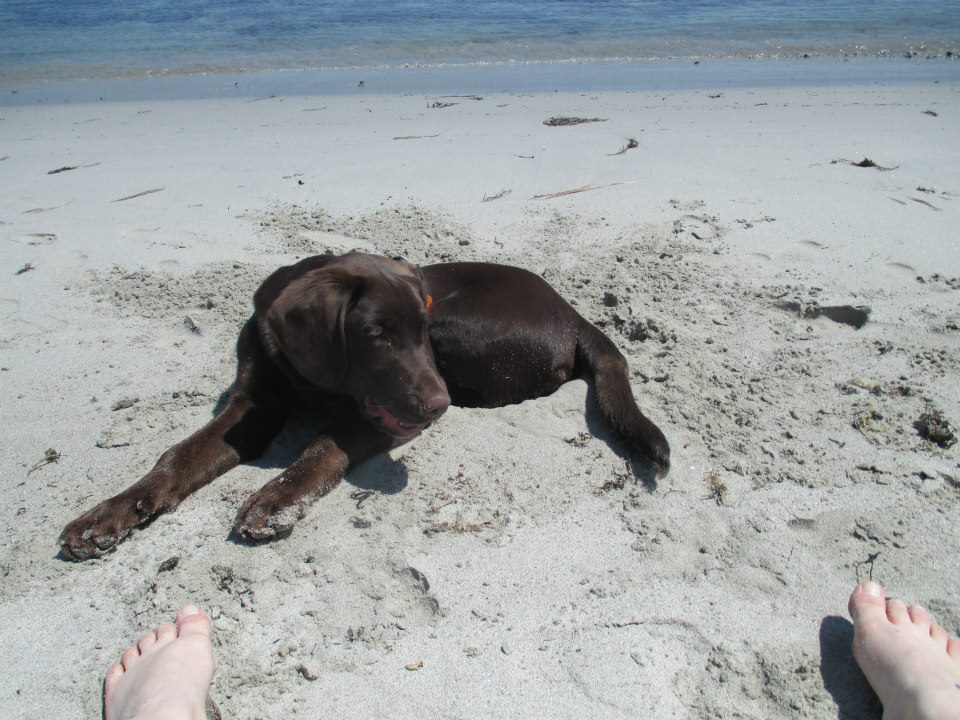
top-left (832, 157), bottom-right (900, 171)
top-left (915, 408), bottom-right (957, 448)
top-left (544, 116), bottom-right (608, 127)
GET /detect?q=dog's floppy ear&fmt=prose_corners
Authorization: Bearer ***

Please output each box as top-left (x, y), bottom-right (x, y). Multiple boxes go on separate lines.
top-left (258, 266), bottom-right (362, 389)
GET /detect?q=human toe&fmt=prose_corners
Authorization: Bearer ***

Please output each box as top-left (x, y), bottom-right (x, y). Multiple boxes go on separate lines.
top-left (948, 637), bottom-right (960, 660)
top-left (930, 623), bottom-right (949, 648)
top-left (104, 661), bottom-right (124, 693)
top-left (120, 645), bottom-right (141, 670)
top-left (175, 605), bottom-right (202, 622)
top-left (176, 607), bottom-right (212, 638)
top-left (908, 603), bottom-right (932, 628)
top-left (136, 630), bottom-right (158, 654)
top-left (886, 598), bottom-right (911, 625)
top-left (154, 622), bottom-right (177, 646)
top-left (848, 581), bottom-right (888, 625)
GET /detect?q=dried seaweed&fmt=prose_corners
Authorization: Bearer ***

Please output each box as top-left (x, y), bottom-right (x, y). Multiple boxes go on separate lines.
top-left (608, 138), bottom-right (638, 156)
top-left (544, 116), bottom-right (607, 127)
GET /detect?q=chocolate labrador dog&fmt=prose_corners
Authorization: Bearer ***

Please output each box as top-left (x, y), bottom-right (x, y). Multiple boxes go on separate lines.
top-left (59, 252), bottom-right (670, 560)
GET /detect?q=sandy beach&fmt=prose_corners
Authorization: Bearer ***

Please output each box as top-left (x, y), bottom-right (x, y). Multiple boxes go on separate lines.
top-left (1, 74), bottom-right (958, 719)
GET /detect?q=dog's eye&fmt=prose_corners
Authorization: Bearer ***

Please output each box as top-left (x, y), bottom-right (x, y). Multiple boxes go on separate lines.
top-left (364, 326), bottom-right (383, 338)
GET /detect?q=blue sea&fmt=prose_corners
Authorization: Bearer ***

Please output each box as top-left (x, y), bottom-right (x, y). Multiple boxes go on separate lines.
top-left (2, 1), bottom-right (959, 99)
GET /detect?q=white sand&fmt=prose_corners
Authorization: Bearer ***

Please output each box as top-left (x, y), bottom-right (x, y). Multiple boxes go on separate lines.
top-left (1, 81), bottom-right (958, 719)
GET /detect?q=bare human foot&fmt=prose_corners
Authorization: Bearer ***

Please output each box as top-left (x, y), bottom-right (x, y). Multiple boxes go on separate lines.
top-left (104, 606), bottom-right (214, 720)
top-left (849, 581), bottom-right (960, 720)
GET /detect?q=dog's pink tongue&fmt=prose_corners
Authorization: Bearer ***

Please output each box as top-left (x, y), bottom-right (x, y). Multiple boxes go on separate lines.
top-left (370, 404), bottom-right (406, 433)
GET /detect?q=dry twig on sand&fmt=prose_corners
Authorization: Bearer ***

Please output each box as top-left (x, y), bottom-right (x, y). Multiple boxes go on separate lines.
top-left (22, 203), bottom-right (68, 214)
top-left (910, 197), bottom-right (941, 211)
top-left (112, 187), bottom-right (164, 202)
top-left (532, 181), bottom-right (636, 200)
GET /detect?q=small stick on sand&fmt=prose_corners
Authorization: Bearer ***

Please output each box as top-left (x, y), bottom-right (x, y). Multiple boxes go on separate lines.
top-left (532, 181), bottom-right (636, 200)
top-left (22, 203), bottom-right (68, 214)
top-left (47, 165), bottom-right (78, 175)
top-left (393, 134), bottom-right (440, 140)
top-left (910, 197), bottom-right (941, 211)
top-left (112, 187), bottom-right (164, 202)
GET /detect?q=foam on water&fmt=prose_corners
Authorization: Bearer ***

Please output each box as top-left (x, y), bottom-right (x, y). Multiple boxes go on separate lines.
top-left (3, 0), bottom-right (959, 83)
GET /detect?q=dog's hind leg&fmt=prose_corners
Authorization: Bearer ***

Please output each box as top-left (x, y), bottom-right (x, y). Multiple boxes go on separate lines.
top-left (58, 319), bottom-right (288, 561)
top-left (576, 320), bottom-right (671, 479)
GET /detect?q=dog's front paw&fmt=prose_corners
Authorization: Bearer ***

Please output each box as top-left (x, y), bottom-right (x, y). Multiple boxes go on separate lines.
top-left (233, 489), bottom-right (304, 541)
top-left (58, 500), bottom-right (139, 561)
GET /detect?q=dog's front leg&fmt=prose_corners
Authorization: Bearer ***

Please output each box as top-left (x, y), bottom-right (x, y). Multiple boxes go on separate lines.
top-left (59, 318), bottom-right (290, 560)
top-left (58, 392), bottom-right (287, 560)
top-left (233, 420), bottom-right (392, 540)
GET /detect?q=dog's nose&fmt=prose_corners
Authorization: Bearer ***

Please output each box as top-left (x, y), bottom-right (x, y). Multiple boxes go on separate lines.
top-left (423, 391), bottom-right (450, 419)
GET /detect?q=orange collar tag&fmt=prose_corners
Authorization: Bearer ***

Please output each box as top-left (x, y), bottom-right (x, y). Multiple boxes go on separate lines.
top-left (425, 295), bottom-right (434, 311)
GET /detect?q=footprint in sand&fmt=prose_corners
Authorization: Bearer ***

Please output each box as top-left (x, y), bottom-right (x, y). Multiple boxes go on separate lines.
top-left (675, 214), bottom-right (721, 241)
top-left (399, 566), bottom-right (441, 618)
top-left (559, 619), bottom-right (710, 714)
top-left (683, 642), bottom-right (831, 717)
top-left (775, 300), bottom-right (871, 329)
top-left (0, 298), bottom-right (21, 315)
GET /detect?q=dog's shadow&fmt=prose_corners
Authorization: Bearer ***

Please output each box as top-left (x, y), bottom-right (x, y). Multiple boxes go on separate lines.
top-left (223, 402), bottom-right (409, 547)
top-left (213, 388), bottom-right (409, 497)
top-left (214, 377), bottom-right (658, 502)
top-left (819, 615), bottom-right (882, 719)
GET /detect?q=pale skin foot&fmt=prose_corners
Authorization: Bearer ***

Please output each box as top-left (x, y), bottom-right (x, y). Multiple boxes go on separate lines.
top-left (104, 606), bottom-right (215, 720)
top-left (849, 581), bottom-right (960, 720)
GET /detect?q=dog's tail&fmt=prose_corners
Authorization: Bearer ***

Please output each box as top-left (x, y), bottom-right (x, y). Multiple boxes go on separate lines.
top-left (575, 319), bottom-right (670, 478)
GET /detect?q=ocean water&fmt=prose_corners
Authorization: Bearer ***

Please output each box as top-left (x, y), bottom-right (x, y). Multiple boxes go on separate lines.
top-left (3, 0), bottom-right (959, 83)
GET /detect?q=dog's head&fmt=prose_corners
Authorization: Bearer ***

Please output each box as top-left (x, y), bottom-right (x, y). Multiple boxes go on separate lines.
top-left (255, 252), bottom-right (450, 440)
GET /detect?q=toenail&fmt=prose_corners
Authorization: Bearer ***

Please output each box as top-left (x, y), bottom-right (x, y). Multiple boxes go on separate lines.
top-left (861, 581), bottom-right (883, 597)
